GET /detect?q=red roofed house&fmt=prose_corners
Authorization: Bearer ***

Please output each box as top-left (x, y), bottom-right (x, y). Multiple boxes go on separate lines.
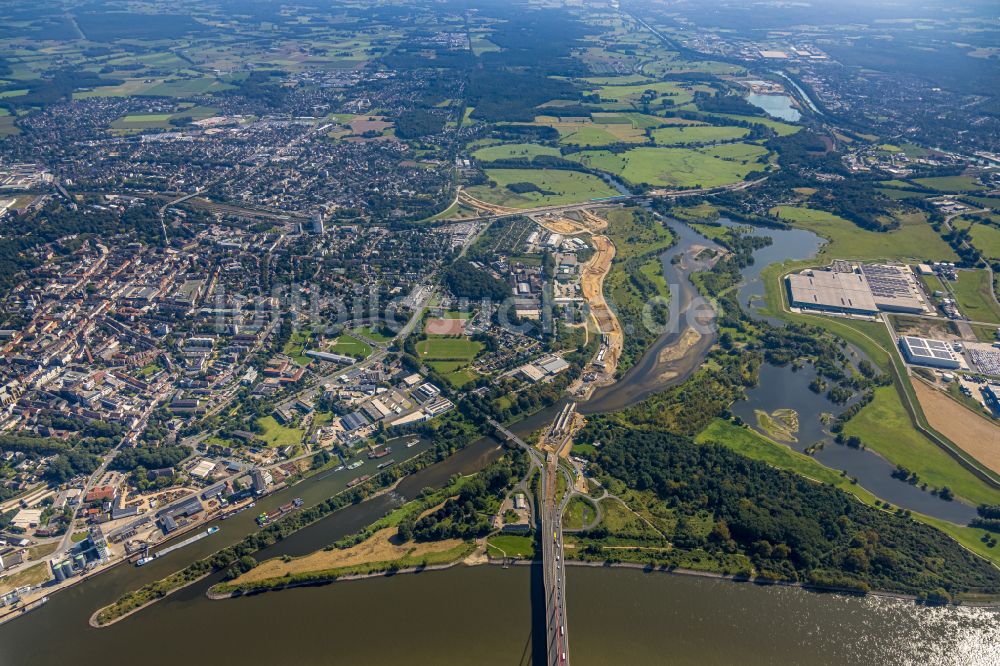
top-left (84, 485), bottom-right (116, 504)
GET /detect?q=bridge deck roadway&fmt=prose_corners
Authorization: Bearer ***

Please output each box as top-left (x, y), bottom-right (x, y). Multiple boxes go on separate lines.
top-left (488, 417), bottom-right (570, 665)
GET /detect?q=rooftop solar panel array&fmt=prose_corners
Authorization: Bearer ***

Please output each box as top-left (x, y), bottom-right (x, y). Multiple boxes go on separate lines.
top-left (900, 336), bottom-right (960, 364)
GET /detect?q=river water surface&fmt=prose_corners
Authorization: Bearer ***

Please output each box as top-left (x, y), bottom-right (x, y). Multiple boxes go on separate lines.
top-left (582, 217), bottom-right (722, 412)
top-left (1, 216), bottom-right (996, 663)
top-left (3, 563), bottom-right (997, 666)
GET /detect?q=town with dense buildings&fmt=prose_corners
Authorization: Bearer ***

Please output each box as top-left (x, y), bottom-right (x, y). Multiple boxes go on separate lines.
top-left (0, 0), bottom-right (999, 662)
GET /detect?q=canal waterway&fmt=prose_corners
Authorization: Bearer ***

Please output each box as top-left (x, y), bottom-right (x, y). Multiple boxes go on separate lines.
top-left (774, 70), bottom-right (823, 115)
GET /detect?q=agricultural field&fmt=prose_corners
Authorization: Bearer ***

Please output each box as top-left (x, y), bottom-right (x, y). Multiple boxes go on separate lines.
top-left (582, 75), bottom-right (657, 86)
top-left (558, 122), bottom-right (647, 147)
top-left (73, 78), bottom-right (162, 99)
top-left (613, 112), bottom-right (700, 129)
top-left (651, 125), bottom-right (749, 145)
top-left (706, 112), bottom-right (800, 136)
top-left (532, 116), bottom-right (648, 147)
top-left (912, 380), bottom-right (1000, 477)
top-left (645, 57), bottom-right (744, 78)
top-left (880, 179), bottom-right (919, 190)
top-left (843, 386), bottom-right (1000, 507)
top-left (950, 269), bottom-right (1000, 324)
top-left (347, 116), bottom-right (394, 138)
top-left (959, 195), bottom-right (1000, 210)
top-left (112, 113), bottom-right (173, 130)
top-left (879, 188), bottom-right (928, 201)
top-left (466, 168), bottom-right (617, 208)
top-left (912, 175), bottom-right (985, 192)
top-left (105, 51), bottom-right (189, 69)
top-left (0, 111), bottom-right (18, 137)
top-left (109, 105), bottom-right (217, 132)
top-left (471, 143), bottom-right (561, 162)
top-left (140, 77), bottom-right (234, 97)
top-left (967, 223), bottom-right (1000, 259)
top-left (771, 206), bottom-right (957, 262)
top-left (587, 80), bottom-right (694, 106)
top-left (571, 143), bottom-right (767, 189)
top-left (470, 33), bottom-right (500, 56)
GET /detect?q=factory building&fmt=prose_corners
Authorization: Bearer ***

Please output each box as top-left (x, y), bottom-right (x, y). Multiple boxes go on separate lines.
top-left (787, 263), bottom-right (928, 316)
top-left (858, 264), bottom-right (928, 313)
top-left (898, 336), bottom-right (962, 369)
top-left (787, 270), bottom-right (878, 315)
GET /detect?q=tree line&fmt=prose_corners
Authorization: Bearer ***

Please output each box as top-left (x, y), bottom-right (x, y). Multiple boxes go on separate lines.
top-left (579, 422), bottom-right (1000, 598)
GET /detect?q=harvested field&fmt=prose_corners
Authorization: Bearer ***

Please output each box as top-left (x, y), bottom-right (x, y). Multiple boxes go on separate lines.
top-left (912, 379), bottom-right (1000, 476)
top-left (349, 117), bottom-right (392, 134)
top-left (425, 317), bottom-right (465, 335)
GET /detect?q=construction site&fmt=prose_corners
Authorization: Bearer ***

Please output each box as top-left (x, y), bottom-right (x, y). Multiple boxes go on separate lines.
top-left (530, 209), bottom-right (624, 386)
top-left (455, 189), bottom-right (627, 390)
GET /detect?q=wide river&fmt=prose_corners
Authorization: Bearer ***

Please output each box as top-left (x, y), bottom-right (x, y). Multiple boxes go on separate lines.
top-left (2, 218), bottom-right (997, 664)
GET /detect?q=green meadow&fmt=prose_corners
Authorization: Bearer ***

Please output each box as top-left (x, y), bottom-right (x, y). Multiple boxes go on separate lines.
top-left (466, 169), bottom-right (617, 208)
top-left (571, 144), bottom-right (767, 189)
